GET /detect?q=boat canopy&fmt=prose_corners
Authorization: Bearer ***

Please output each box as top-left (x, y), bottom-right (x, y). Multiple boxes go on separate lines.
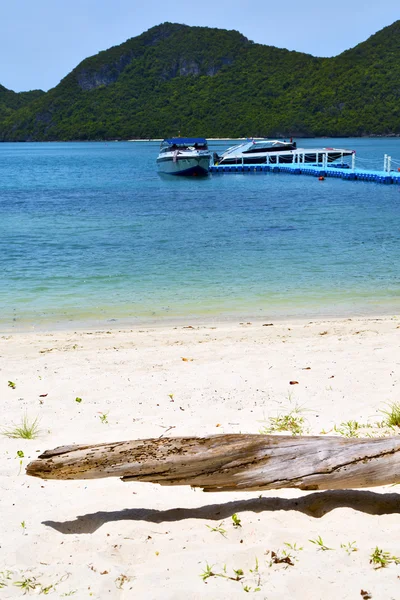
top-left (164, 138), bottom-right (207, 145)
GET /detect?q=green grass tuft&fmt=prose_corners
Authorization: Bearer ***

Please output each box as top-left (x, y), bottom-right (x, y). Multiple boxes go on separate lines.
top-left (380, 402), bottom-right (400, 428)
top-left (260, 404), bottom-right (307, 436)
top-left (2, 415), bottom-right (40, 439)
top-left (369, 547), bottom-right (400, 569)
top-left (334, 420), bottom-right (362, 437)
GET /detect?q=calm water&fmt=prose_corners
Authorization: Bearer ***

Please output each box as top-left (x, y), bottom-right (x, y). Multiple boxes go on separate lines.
top-left (1, 138), bottom-right (400, 330)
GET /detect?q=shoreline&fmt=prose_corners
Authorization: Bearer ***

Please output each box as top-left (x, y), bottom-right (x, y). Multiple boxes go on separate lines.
top-left (2, 134), bottom-right (400, 143)
top-left (3, 306), bottom-right (399, 335)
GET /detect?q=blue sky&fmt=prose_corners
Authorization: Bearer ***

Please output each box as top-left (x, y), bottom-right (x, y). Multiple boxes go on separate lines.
top-left (1, 0), bottom-right (399, 92)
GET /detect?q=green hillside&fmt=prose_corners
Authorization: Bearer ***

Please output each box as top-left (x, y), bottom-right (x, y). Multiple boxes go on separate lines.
top-left (0, 84), bottom-right (44, 122)
top-left (1, 20), bottom-right (400, 140)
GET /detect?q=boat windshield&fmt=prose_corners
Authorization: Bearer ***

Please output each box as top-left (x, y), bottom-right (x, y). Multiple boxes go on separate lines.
top-left (161, 137), bottom-right (208, 151)
top-left (222, 139), bottom-right (293, 156)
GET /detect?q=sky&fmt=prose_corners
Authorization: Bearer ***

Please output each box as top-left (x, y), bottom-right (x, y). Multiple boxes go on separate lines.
top-left (1, 0), bottom-right (399, 92)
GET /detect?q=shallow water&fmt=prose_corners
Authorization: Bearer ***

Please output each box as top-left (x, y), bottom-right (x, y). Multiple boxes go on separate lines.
top-left (1, 138), bottom-right (400, 330)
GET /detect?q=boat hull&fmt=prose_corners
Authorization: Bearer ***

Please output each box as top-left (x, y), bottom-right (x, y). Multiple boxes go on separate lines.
top-left (157, 155), bottom-right (210, 176)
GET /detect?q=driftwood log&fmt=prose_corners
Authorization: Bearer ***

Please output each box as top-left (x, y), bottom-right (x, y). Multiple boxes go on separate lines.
top-left (26, 434), bottom-right (400, 492)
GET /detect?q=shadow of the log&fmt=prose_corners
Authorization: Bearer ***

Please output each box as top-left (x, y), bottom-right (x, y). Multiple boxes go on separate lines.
top-left (43, 489), bottom-right (400, 535)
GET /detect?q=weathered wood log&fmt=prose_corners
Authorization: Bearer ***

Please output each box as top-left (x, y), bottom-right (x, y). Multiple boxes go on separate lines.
top-left (26, 434), bottom-right (400, 492)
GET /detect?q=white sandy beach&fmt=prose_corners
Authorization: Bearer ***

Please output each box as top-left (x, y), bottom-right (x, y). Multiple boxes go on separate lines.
top-left (1, 316), bottom-right (399, 598)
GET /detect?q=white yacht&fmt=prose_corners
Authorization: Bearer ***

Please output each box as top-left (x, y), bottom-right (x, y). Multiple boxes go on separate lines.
top-left (213, 139), bottom-right (355, 166)
top-left (156, 138), bottom-right (211, 176)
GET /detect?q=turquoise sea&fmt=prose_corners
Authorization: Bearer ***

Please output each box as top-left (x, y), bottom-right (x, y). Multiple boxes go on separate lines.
top-left (1, 138), bottom-right (400, 331)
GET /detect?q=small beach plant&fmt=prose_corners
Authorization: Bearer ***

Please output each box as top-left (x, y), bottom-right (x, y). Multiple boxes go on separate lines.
top-left (369, 547), bottom-right (400, 569)
top-left (200, 561), bottom-right (261, 592)
top-left (8, 380), bottom-right (16, 389)
top-left (249, 557), bottom-right (259, 574)
top-left (231, 513), bottom-right (242, 528)
top-left (40, 583), bottom-right (55, 595)
top-left (380, 402), bottom-right (400, 428)
top-left (260, 403), bottom-right (307, 436)
top-left (284, 542), bottom-right (304, 552)
top-left (200, 563), bottom-right (215, 581)
top-left (200, 563), bottom-right (244, 582)
top-left (309, 536), bottom-right (333, 551)
top-left (334, 420), bottom-right (362, 437)
top-left (13, 576), bottom-right (39, 592)
top-left (17, 450), bottom-right (24, 475)
top-left (267, 549), bottom-right (295, 567)
top-left (2, 415), bottom-right (40, 439)
top-left (206, 522), bottom-right (227, 537)
top-left (99, 412), bottom-right (109, 424)
top-left (0, 570), bottom-right (12, 588)
top-left (248, 557), bottom-right (261, 591)
top-left (232, 568), bottom-right (244, 581)
top-left (340, 541), bottom-right (358, 555)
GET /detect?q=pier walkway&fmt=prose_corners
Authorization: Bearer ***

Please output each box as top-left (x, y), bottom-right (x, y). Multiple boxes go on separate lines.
top-left (210, 163), bottom-right (400, 184)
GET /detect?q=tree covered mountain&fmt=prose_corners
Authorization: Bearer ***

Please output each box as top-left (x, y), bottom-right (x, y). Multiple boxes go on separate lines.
top-left (1, 20), bottom-right (400, 140)
top-left (0, 84), bottom-right (44, 122)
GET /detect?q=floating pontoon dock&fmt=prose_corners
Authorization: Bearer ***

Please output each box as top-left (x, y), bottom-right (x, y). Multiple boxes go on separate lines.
top-left (210, 151), bottom-right (400, 185)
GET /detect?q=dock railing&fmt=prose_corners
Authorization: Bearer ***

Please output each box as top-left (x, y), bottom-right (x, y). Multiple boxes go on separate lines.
top-left (384, 154), bottom-right (395, 172)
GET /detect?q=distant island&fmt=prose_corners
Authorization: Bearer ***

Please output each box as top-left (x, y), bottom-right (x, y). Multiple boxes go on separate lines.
top-left (1, 20), bottom-right (400, 141)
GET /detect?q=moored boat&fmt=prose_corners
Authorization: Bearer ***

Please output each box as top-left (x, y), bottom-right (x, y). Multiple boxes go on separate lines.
top-left (213, 139), bottom-right (355, 166)
top-left (156, 137), bottom-right (211, 176)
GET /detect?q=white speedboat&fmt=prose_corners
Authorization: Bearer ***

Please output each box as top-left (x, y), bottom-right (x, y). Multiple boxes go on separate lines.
top-left (213, 139), bottom-right (355, 165)
top-left (156, 138), bottom-right (211, 176)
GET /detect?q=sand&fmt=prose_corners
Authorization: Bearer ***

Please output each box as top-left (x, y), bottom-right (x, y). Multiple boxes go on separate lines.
top-left (1, 316), bottom-right (399, 598)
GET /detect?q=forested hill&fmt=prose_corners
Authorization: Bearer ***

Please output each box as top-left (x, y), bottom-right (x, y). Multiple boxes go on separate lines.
top-left (1, 20), bottom-right (400, 140)
top-left (0, 84), bottom-right (44, 122)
